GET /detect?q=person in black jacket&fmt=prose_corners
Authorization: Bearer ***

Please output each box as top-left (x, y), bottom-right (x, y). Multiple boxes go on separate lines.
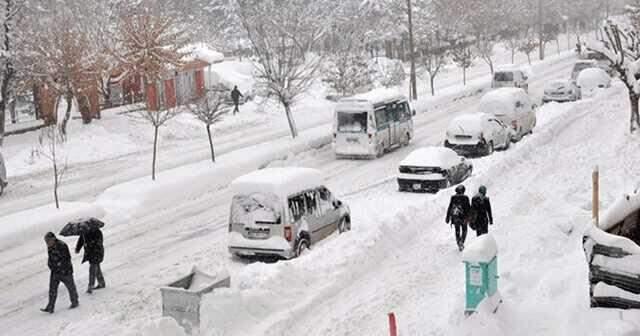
top-left (76, 228), bottom-right (105, 294)
top-left (470, 185), bottom-right (493, 237)
top-left (41, 232), bottom-right (78, 313)
top-left (230, 86), bottom-right (243, 115)
top-left (446, 185), bottom-right (471, 251)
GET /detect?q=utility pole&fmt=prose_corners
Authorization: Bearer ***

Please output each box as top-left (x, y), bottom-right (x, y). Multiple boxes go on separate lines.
top-left (407, 0), bottom-right (418, 100)
top-left (538, 0), bottom-right (545, 60)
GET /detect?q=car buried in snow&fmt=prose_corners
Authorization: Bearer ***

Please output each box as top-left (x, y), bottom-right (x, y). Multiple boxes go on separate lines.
top-left (0, 151), bottom-right (6, 196)
top-left (397, 147), bottom-right (473, 193)
top-left (228, 167), bottom-right (351, 259)
top-left (478, 88), bottom-right (537, 142)
top-left (444, 113), bottom-right (511, 157)
top-left (576, 68), bottom-right (612, 97)
top-left (542, 79), bottom-right (581, 103)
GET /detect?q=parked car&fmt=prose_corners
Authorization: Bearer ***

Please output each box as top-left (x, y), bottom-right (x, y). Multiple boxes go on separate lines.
top-left (444, 113), bottom-right (511, 157)
top-left (491, 67), bottom-right (529, 92)
top-left (397, 147), bottom-right (473, 193)
top-left (228, 167), bottom-right (350, 259)
top-left (478, 88), bottom-right (537, 141)
top-left (0, 151), bottom-right (6, 195)
top-left (571, 60), bottom-right (598, 81)
top-left (577, 68), bottom-right (612, 97)
top-left (542, 79), bottom-right (581, 103)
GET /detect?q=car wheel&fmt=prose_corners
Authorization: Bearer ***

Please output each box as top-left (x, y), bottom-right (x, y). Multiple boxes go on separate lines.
top-left (376, 144), bottom-right (384, 158)
top-left (402, 132), bottom-right (411, 146)
top-left (504, 136), bottom-right (511, 150)
top-left (338, 217), bottom-right (351, 233)
top-left (295, 237), bottom-right (310, 258)
top-left (486, 141), bottom-right (494, 155)
top-left (0, 183), bottom-right (4, 196)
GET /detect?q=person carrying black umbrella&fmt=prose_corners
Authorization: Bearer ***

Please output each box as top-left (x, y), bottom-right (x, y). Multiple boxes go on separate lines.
top-left (41, 232), bottom-right (78, 313)
top-left (75, 227), bottom-right (106, 294)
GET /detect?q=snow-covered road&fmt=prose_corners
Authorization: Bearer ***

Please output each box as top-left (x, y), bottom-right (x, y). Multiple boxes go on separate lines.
top-left (0, 54), bottom-right (580, 335)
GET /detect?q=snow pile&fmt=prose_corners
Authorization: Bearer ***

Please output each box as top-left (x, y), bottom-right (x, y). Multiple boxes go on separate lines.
top-left (122, 317), bottom-right (187, 336)
top-left (208, 60), bottom-right (256, 94)
top-left (600, 188), bottom-right (640, 231)
top-left (462, 234), bottom-right (498, 263)
top-left (97, 125), bottom-right (332, 219)
top-left (0, 202), bottom-right (105, 250)
top-left (577, 68), bottom-right (611, 93)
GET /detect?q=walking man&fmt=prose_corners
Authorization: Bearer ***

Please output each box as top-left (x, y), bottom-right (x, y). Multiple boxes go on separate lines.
top-left (446, 185), bottom-right (471, 251)
top-left (76, 227), bottom-right (106, 294)
top-left (41, 232), bottom-right (78, 313)
top-left (231, 85), bottom-right (243, 115)
top-left (470, 185), bottom-right (493, 236)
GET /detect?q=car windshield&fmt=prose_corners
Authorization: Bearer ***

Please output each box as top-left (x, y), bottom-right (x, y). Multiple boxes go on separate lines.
top-left (231, 193), bottom-right (282, 224)
top-left (337, 112), bottom-right (367, 133)
top-left (494, 72), bottom-right (514, 82)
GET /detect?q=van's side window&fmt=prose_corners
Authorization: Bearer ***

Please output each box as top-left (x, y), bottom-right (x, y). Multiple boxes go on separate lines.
top-left (303, 190), bottom-right (319, 216)
top-left (375, 107), bottom-right (388, 129)
top-left (318, 187), bottom-right (333, 213)
top-left (288, 195), bottom-right (306, 222)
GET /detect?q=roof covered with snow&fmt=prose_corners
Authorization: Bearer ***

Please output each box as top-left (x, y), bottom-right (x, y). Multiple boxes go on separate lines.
top-left (600, 188), bottom-right (640, 231)
top-left (479, 88), bottom-right (529, 116)
top-left (447, 113), bottom-right (489, 136)
top-left (182, 43), bottom-right (225, 64)
top-left (399, 147), bottom-right (461, 168)
top-left (462, 234), bottom-right (498, 263)
top-left (231, 167), bottom-right (324, 199)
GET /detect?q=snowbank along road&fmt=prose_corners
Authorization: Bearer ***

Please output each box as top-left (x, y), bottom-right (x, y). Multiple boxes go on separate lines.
top-left (0, 54), bottom-right (587, 335)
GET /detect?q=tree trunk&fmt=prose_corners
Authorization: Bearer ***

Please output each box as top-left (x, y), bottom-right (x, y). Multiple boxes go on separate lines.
top-left (527, 53), bottom-right (532, 65)
top-left (206, 124), bottom-right (215, 162)
top-left (60, 92), bottom-right (73, 138)
top-left (511, 49), bottom-right (515, 64)
top-left (284, 102), bottom-right (298, 138)
top-left (0, 0), bottom-right (15, 148)
top-left (152, 125), bottom-right (159, 180)
top-left (463, 67), bottom-right (467, 86)
top-left (556, 39), bottom-right (560, 54)
top-left (631, 92), bottom-right (640, 133)
top-left (53, 160), bottom-right (60, 209)
top-left (9, 96), bottom-right (16, 123)
top-left (430, 74), bottom-right (435, 96)
top-left (407, 0), bottom-right (417, 100)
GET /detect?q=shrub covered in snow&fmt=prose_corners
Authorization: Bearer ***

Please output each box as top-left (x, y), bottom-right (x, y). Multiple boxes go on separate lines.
top-left (369, 57), bottom-right (406, 88)
top-left (323, 54), bottom-right (373, 98)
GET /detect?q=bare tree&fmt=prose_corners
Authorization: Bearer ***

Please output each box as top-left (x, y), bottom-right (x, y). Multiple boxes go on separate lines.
top-left (519, 28), bottom-right (539, 65)
top-left (37, 125), bottom-right (67, 209)
top-left (237, 0), bottom-right (331, 138)
top-left (475, 36), bottom-right (496, 74)
top-left (134, 105), bottom-right (181, 180)
top-left (419, 31), bottom-right (448, 96)
top-left (589, 20), bottom-right (640, 133)
top-left (450, 38), bottom-right (474, 85)
top-left (186, 89), bottom-right (228, 162)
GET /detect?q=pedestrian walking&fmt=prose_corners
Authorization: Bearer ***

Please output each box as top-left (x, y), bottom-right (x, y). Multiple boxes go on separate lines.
top-left (41, 232), bottom-right (78, 313)
top-left (470, 185), bottom-right (493, 237)
top-left (75, 227), bottom-right (106, 294)
top-left (446, 185), bottom-right (471, 251)
top-left (231, 85), bottom-right (243, 115)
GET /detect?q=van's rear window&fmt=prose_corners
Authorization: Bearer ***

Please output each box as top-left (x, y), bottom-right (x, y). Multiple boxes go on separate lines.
top-left (231, 193), bottom-right (282, 224)
top-left (337, 112), bottom-right (367, 133)
top-left (494, 72), bottom-right (514, 82)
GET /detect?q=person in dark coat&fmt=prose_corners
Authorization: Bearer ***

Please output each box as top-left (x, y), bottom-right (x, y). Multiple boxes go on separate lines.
top-left (470, 185), bottom-right (493, 236)
top-left (446, 185), bottom-right (471, 251)
top-left (230, 86), bottom-right (243, 115)
top-left (41, 232), bottom-right (78, 313)
top-left (76, 228), bottom-right (105, 294)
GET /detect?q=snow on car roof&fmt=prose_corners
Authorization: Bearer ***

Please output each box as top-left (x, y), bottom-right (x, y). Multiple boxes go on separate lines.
top-left (600, 188), bottom-right (640, 231)
top-left (231, 167), bottom-right (324, 199)
top-left (399, 147), bottom-right (461, 168)
top-left (479, 88), bottom-right (528, 116)
top-left (462, 234), bottom-right (498, 263)
top-left (577, 67), bottom-right (610, 86)
top-left (340, 88), bottom-right (407, 107)
top-left (447, 113), bottom-right (488, 135)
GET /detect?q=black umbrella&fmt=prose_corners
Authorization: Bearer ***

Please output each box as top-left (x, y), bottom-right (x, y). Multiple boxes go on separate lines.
top-left (59, 217), bottom-right (105, 237)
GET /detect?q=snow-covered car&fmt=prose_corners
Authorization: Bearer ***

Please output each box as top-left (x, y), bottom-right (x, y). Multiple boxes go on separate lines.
top-left (542, 79), bottom-right (581, 103)
top-left (228, 167), bottom-right (351, 259)
top-left (397, 147), bottom-right (473, 193)
top-left (444, 113), bottom-right (511, 157)
top-left (0, 151), bottom-right (6, 195)
top-left (577, 68), bottom-right (611, 97)
top-left (478, 88), bottom-right (537, 141)
top-left (491, 67), bottom-right (529, 92)
top-left (582, 50), bottom-right (613, 75)
top-left (571, 60), bottom-right (598, 81)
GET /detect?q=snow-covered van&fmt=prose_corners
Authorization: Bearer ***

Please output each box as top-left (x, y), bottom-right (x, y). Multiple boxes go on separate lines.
top-left (478, 88), bottom-right (536, 141)
top-left (491, 67), bottom-right (529, 92)
top-left (0, 151), bottom-right (7, 195)
top-left (228, 167), bottom-right (350, 259)
top-left (333, 93), bottom-right (414, 159)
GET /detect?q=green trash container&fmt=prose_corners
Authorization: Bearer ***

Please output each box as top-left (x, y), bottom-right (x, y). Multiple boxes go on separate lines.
top-left (462, 234), bottom-right (500, 315)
